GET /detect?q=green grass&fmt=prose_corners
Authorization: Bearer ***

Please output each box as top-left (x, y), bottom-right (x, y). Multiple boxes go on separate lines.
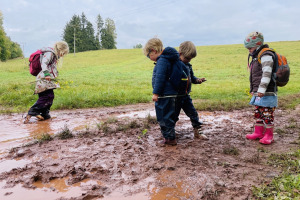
top-left (35, 133), bottom-right (53, 143)
top-left (0, 41), bottom-right (300, 113)
top-left (252, 121), bottom-right (300, 199)
top-left (253, 173), bottom-right (300, 199)
top-left (253, 150), bottom-right (300, 199)
top-left (56, 125), bottom-right (73, 139)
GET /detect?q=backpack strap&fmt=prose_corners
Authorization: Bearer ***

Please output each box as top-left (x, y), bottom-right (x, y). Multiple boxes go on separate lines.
top-left (39, 49), bottom-right (57, 77)
top-left (257, 48), bottom-right (275, 63)
top-left (40, 49), bottom-right (57, 66)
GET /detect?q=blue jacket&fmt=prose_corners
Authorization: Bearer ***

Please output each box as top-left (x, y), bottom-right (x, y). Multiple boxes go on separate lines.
top-left (152, 47), bottom-right (182, 96)
top-left (185, 62), bottom-right (199, 93)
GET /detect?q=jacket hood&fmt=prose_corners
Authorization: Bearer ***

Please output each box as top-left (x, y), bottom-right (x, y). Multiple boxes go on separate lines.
top-left (41, 47), bottom-right (55, 53)
top-left (159, 47), bottom-right (179, 62)
top-left (40, 47), bottom-right (58, 59)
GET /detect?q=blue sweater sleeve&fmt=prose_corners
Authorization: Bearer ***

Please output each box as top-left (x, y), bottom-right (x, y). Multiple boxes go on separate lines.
top-left (189, 65), bottom-right (199, 84)
top-left (152, 58), bottom-right (171, 95)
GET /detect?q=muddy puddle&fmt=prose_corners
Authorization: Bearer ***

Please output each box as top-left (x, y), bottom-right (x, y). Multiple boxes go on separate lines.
top-left (0, 103), bottom-right (299, 199)
top-left (0, 104), bottom-right (234, 155)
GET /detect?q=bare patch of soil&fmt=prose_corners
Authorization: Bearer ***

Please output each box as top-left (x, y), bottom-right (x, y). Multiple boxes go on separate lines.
top-left (0, 103), bottom-right (299, 200)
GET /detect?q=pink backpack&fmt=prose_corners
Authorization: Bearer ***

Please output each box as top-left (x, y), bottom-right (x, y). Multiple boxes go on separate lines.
top-left (28, 50), bottom-right (55, 76)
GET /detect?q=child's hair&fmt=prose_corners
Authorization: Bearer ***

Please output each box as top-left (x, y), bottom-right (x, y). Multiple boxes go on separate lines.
top-left (143, 38), bottom-right (163, 56)
top-left (179, 41), bottom-right (197, 59)
top-left (54, 41), bottom-right (69, 57)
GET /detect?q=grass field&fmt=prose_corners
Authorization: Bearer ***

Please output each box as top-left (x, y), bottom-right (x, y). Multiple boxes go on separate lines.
top-left (0, 41), bottom-right (299, 113)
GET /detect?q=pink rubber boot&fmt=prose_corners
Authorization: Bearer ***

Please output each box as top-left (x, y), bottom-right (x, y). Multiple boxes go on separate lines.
top-left (246, 124), bottom-right (264, 140)
top-left (259, 127), bottom-right (274, 145)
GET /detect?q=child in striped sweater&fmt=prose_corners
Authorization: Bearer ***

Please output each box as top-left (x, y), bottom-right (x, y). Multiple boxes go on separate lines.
top-left (244, 31), bottom-right (277, 145)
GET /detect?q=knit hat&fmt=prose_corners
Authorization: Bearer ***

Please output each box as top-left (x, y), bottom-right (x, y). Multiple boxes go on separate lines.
top-left (244, 31), bottom-right (264, 48)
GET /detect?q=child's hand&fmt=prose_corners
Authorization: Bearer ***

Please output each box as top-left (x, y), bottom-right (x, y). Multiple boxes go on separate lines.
top-left (257, 92), bottom-right (264, 97)
top-left (152, 94), bottom-right (159, 102)
top-left (197, 78), bottom-right (206, 84)
top-left (45, 76), bottom-right (51, 81)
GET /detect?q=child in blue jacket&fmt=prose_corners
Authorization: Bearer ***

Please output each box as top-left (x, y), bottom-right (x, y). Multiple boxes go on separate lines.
top-left (176, 41), bottom-right (208, 140)
top-left (143, 38), bottom-right (186, 146)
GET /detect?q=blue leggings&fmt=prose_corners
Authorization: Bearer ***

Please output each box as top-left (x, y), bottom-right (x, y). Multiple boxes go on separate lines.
top-left (175, 95), bottom-right (202, 128)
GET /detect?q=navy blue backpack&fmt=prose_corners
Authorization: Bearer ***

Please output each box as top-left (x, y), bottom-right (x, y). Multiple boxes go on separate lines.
top-left (168, 60), bottom-right (189, 95)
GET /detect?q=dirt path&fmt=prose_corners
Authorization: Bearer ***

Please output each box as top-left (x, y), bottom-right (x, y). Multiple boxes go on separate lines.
top-left (0, 103), bottom-right (299, 200)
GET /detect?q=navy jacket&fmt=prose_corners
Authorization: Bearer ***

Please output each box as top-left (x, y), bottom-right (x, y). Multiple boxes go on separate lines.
top-left (185, 62), bottom-right (199, 93)
top-left (152, 47), bottom-right (183, 96)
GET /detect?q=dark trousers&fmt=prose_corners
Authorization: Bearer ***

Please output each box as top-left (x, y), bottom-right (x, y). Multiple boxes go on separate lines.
top-left (28, 89), bottom-right (54, 119)
top-left (155, 97), bottom-right (176, 140)
top-left (175, 95), bottom-right (202, 128)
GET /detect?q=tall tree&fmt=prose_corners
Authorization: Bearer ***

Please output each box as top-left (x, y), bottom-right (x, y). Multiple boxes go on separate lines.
top-left (63, 13), bottom-right (101, 53)
top-left (63, 14), bottom-right (82, 53)
top-left (101, 18), bottom-right (117, 49)
top-left (83, 21), bottom-right (98, 51)
top-left (101, 29), bottom-right (115, 49)
top-left (0, 11), bottom-right (3, 29)
top-left (63, 12), bottom-right (117, 52)
top-left (81, 12), bottom-right (87, 29)
top-left (0, 30), bottom-right (9, 61)
top-left (0, 11), bottom-right (6, 61)
top-left (96, 14), bottom-right (104, 49)
top-left (9, 41), bottom-right (23, 59)
top-left (0, 11), bottom-right (22, 61)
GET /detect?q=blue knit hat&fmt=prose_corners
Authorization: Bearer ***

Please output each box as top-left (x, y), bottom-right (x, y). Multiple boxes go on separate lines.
top-left (244, 31), bottom-right (264, 48)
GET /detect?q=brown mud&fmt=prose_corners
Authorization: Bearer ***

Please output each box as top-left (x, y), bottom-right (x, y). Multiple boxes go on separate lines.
top-left (0, 103), bottom-right (299, 200)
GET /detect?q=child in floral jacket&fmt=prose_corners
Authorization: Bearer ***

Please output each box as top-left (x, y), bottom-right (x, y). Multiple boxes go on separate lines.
top-left (24, 41), bottom-right (69, 123)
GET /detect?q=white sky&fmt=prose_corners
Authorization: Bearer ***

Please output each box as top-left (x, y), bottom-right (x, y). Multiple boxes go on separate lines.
top-left (1, 0), bottom-right (300, 57)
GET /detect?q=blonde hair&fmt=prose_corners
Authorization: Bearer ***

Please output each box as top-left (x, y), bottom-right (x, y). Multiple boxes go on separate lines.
top-left (54, 41), bottom-right (69, 57)
top-left (179, 41), bottom-right (197, 58)
top-left (143, 38), bottom-right (163, 56)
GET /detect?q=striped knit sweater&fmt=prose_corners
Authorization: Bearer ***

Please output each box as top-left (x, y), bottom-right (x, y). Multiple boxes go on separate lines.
top-left (257, 54), bottom-right (273, 93)
top-left (249, 44), bottom-right (277, 94)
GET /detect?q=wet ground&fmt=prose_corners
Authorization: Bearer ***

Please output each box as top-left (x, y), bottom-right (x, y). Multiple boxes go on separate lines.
top-left (0, 103), bottom-right (299, 200)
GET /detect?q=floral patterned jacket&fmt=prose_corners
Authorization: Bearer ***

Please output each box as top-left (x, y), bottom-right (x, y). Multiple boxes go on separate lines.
top-left (34, 47), bottom-right (59, 94)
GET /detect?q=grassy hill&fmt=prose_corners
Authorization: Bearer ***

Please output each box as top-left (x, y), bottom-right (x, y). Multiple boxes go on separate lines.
top-left (0, 41), bottom-right (299, 113)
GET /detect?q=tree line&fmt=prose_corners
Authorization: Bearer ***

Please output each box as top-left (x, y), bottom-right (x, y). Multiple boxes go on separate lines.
top-left (63, 12), bottom-right (117, 53)
top-left (0, 11), bottom-right (23, 62)
top-left (0, 11), bottom-right (117, 61)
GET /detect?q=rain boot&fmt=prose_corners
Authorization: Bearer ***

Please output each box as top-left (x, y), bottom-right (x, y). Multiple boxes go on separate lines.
top-left (259, 126), bottom-right (274, 145)
top-left (246, 124), bottom-right (264, 140)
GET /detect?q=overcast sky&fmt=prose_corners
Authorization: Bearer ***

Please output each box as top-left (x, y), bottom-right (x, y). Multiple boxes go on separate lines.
top-left (1, 0), bottom-right (299, 57)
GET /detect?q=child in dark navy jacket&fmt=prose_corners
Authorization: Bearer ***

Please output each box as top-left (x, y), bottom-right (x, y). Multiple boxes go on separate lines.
top-left (143, 38), bottom-right (186, 146)
top-left (176, 41), bottom-right (208, 140)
